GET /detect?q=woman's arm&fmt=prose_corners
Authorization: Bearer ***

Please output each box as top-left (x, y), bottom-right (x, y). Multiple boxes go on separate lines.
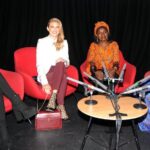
top-left (57, 40), bottom-right (70, 67)
top-left (36, 39), bottom-right (49, 85)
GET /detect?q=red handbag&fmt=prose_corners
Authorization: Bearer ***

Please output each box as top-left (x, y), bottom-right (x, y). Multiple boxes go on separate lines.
top-left (35, 110), bottom-right (62, 130)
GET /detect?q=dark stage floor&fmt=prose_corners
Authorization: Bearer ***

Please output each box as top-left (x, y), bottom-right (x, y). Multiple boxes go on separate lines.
top-left (4, 91), bottom-right (150, 150)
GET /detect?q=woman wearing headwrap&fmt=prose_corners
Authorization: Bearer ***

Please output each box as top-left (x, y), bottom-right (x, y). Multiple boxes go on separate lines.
top-left (86, 21), bottom-right (120, 81)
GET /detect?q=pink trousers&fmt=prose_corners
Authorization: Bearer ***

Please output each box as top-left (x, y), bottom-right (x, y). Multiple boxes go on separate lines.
top-left (46, 62), bottom-right (67, 105)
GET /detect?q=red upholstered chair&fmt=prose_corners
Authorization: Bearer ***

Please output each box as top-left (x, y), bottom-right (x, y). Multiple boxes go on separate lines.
top-left (80, 50), bottom-right (136, 93)
top-left (0, 69), bottom-right (24, 112)
top-left (115, 51), bottom-right (136, 93)
top-left (144, 71), bottom-right (150, 78)
top-left (14, 47), bottom-right (79, 100)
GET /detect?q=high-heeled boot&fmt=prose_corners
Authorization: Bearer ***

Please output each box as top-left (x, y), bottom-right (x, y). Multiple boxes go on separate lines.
top-left (57, 105), bottom-right (69, 120)
top-left (46, 92), bottom-right (57, 111)
top-left (11, 94), bottom-right (37, 122)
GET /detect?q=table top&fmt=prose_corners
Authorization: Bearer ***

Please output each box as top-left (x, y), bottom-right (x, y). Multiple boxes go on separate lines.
top-left (77, 94), bottom-right (148, 120)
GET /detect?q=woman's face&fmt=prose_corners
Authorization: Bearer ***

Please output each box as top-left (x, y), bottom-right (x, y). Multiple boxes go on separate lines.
top-left (96, 27), bottom-right (108, 42)
top-left (47, 21), bottom-right (60, 38)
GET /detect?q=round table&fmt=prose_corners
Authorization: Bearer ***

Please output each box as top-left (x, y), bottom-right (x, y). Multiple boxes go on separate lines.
top-left (77, 95), bottom-right (148, 120)
top-left (78, 94), bottom-right (148, 150)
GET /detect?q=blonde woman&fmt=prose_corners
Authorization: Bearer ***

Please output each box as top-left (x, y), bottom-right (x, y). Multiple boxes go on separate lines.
top-left (36, 18), bottom-right (70, 120)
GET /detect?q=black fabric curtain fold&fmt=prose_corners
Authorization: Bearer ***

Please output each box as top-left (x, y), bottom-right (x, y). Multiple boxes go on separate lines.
top-left (0, 0), bottom-right (150, 80)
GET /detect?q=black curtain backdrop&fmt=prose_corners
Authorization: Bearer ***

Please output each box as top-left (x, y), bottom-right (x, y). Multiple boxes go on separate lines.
top-left (0, 0), bottom-right (150, 80)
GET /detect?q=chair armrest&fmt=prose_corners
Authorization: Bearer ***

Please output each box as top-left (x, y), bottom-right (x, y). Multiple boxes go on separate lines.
top-left (18, 71), bottom-right (48, 98)
top-left (0, 69), bottom-right (24, 99)
top-left (66, 65), bottom-right (79, 88)
top-left (123, 62), bottom-right (136, 85)
top-left (80, 61), bottom-right (93, 85)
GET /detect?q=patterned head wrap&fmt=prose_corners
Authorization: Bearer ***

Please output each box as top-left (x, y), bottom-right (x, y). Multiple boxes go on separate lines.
top-left (94, 21), bottom-right (109, 36)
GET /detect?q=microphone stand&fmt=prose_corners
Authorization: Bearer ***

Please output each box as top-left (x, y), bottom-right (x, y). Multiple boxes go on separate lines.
top-left (83, 86), bottom-right (98, 105)
top-left (102, 61), bottom-right (114, 92)
top-left (83, 71), bottom-right (127, 116)
top-left (101, 62), bottom-right (127, 150)
top-left (125, 75), bottom-right (150, 91)
top-left (106, 89), bottom-right (126, 150)
top-left (120, 84), bottom-right (150, 110)
top-left (82, 72), bottom-right (127, 150)
top-left (133, 91), bottom-right (147, 109)
top-left (83, 71), bottom-right (108, 91)
top-left (75, 72), bottom-right (148, 150)
top-left (102, 62), bottom-right (126, 93)
top-left (67, 77), bottom-right (110, 106)
top-left (107, 92), bottom-right (128, 150)
top-left (109, 93), bottom-right (127, 117)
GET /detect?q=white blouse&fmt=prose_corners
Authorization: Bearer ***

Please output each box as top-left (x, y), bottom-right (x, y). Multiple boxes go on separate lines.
top-left (36, 36), bottom-right (70, 85)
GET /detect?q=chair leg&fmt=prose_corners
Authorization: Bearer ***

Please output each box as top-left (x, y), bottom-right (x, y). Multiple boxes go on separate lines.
top-left (80, 117), bottom-right (93, 150)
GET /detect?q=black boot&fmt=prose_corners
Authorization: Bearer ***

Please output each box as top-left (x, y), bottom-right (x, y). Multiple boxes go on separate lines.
top-left (0, 73), bottom-right (37, 122)
top-left (11, 94), bottom-right (37, 122)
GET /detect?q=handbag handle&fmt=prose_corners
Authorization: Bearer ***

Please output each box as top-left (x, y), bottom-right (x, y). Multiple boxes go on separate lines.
top-left (36, 94), bottom-right (49, 112)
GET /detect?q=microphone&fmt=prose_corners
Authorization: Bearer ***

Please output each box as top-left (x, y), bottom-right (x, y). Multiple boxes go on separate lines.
top-left (83, 72), bottom-right (108, 91)
top-left (125, 75), bottom-right (150, 91)
top-left (118, 63), bottom-right (126, 82)
top-left (120, 85), bottom-right (150, 95)
top-left (102, 61), bottom-right (109, 79)
top-left (102, 61), bottom-right (121, 84)
top-left (67, 77), bottom-right (109, 94)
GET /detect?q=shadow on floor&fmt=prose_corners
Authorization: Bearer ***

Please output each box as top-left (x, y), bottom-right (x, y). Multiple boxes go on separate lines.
top-left (5, 92), bottom-right (150, 150)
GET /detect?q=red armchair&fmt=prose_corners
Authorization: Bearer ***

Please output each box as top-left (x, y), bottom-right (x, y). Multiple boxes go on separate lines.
top-left (80, 50), bottom-right (136, 93)
top-left (14, 47), bottom-right (79, 100)
top-left (0, 69), bottom-right (24, 112)
top-left (144, 71), bottom-right (150, 78)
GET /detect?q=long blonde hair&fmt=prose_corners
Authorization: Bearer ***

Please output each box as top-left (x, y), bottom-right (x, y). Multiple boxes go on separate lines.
top-left (47, 18), bottom-right (64, 50)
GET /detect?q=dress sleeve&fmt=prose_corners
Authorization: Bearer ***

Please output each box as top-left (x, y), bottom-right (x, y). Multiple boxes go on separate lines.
top-left (62, 40), bottom-right (70, 66)
top-left (112, 41), bottom-right (120, 63)
top-left (86, 43), bottom-right (96, 75)
top-left (36, 39), bottom-right (48, 85)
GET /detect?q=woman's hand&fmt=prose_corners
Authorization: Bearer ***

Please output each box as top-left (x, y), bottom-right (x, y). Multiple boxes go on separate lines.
top-left (95, 70), bottom-right (104, 80)
top-left (56, 57), bottom-right (69, 67)
top-left (56, 57), bottom-right (65, 63)
top-left (108, 69), bottom-right (115, 78)
top-left (42, 84), bottom-right (51, 94)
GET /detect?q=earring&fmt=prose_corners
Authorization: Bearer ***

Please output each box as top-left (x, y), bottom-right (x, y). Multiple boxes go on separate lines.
top-left (96, 37), bottom-right (99, 43)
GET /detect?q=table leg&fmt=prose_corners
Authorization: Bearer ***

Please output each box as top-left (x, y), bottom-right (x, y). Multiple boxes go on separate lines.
top-left (118, 120), bottom-right (141, 150)
top-left (80, 117), bottom-right (93, 150)
top-left (131, 120), bottom-right (141, 150)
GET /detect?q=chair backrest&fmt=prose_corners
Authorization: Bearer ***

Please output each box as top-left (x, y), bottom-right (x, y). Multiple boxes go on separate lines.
top-left (118, 50), bottom-right (128, 77)
top-left (14, 47), bottom-right (79, 99)
top-left (14, 47), bottom-right (37, 76)
top-left (144, 71), bottom-right (150, 78)
top-left (118, 51), bottom-right (136, 81)
top-left (118, 50), bottom-right (125, 69)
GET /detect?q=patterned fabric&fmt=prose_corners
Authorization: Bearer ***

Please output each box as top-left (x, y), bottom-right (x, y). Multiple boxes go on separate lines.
top-left (138, 92), bottom-right (150, 133)
top-left (94, 21), bottom-right (110, 36)
top-left (86, 41), bottom-right (120, 75)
